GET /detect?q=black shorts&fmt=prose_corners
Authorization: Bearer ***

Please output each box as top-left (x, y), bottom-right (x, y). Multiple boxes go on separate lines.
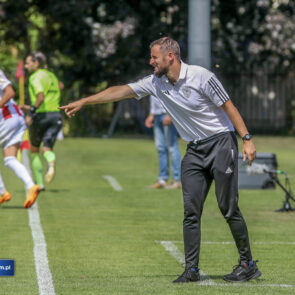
top-left (29, 112), bottom-right (62, 148)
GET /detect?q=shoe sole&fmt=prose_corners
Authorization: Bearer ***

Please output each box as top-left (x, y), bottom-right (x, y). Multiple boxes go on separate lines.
top-left (223, 270), bottom-right (262, 283)
top-left (24, 187), bottom-right (41, 208)
top-left (247, 270), bottom-right (262, 281)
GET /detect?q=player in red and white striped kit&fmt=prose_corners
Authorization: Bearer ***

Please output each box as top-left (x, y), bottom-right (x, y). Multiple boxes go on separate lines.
top-left (0, 69), bottom-right (41, 208)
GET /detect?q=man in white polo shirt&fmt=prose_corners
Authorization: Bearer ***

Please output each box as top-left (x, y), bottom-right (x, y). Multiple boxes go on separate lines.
top-left (60, 37), bottom-right (261, 283)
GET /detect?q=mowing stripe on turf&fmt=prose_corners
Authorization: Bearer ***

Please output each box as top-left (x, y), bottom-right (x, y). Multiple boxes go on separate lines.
top-left (157, 240), bottom-right (295, 288)
top-left (157, 240), bottom-right (216, 285)
top-left (103, 175), bottom-right (123, 191)
top-left (28, 203), bottom-right (55, 295)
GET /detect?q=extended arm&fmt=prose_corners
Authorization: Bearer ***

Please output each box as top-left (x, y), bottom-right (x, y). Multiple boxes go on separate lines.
top-left (222, 99), bottom-right (256, 165)
top-left (0, 85), bottom-right (15, 108)
top-left (59, 85), bottom-right (136, 118)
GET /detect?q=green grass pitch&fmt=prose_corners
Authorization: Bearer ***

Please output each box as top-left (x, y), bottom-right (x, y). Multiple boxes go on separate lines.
top-left (0, 136), bottom-right (295, 295)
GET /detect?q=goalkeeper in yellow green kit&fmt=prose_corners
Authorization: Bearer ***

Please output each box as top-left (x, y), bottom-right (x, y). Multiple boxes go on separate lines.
top-left (21, 52), bottom-right (62, 190)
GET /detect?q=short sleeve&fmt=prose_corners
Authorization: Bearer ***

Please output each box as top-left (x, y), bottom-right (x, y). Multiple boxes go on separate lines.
top-left (30, 71), bottom-right (50, 95)
top-left (0, 70), bottom-right (11, 91)
top-left (128, 75), bottom-right (155, 100)
top-left (202, 74), bottom-right (230, 106)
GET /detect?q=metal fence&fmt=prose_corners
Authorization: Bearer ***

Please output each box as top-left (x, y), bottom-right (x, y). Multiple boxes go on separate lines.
top-left (223, 71), bottom-right (295, 134)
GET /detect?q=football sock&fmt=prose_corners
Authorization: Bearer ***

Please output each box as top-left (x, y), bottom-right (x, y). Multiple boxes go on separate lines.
top-left (30, 153), bottom-right (44, 186)
top-left (43, 151), bottom-right (56, 164)
top-left (0, 171), bottom-right (6, 195)
top-left (4, 156), bottom-right (34, 190)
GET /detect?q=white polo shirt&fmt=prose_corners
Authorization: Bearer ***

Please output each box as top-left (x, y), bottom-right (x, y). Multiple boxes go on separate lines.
top-left (150, 95), bottom-right (166, 115)
top-left (128, 62), bottom-right (234, 142)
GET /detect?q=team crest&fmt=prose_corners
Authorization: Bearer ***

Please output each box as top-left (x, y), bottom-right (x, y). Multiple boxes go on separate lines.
top-left (182, 86), bottom-right (191, 98)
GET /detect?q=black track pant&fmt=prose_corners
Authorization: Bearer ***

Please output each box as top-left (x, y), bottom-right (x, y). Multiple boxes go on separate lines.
top-left (181, 132), bottom-right (252, 268)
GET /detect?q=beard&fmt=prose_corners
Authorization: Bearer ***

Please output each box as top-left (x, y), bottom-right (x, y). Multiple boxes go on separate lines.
top-left (154, 66), bottom-right (168, 78)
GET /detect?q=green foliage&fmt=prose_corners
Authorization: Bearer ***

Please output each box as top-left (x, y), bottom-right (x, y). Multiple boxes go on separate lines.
top-left (0, 49), bottom-right (18, 79)
top-left (0, 0), bottom-right (188, 135)
top-left (211, 0), bottom-right (295, 73)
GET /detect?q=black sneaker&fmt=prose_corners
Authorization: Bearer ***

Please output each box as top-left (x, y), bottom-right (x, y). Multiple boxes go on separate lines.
top-left (173, 267), bottom-right (200, 283)
top-left (223, 260), bottom-right (262, 282)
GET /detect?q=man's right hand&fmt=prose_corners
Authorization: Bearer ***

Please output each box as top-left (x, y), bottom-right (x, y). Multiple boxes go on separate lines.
top-left (59, 99), bottom-right (86, 118)
top-left (145, 114), bottom-right (154, 128)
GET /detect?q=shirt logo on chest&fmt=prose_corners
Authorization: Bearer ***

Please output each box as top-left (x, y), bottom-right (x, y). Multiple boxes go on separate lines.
top-left (182, 86), bottom-right (191, 98)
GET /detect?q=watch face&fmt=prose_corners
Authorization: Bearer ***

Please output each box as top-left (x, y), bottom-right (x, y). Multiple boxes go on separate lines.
top-left (243, 134), bottom-right (252, 140)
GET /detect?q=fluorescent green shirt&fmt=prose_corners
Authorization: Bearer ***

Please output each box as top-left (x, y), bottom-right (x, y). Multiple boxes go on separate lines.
top-left (28, 69), bottom-right (60, 112)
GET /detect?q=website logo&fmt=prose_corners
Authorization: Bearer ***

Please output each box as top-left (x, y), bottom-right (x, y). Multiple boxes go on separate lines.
top-left (0, 260), bottom-right (15, 276)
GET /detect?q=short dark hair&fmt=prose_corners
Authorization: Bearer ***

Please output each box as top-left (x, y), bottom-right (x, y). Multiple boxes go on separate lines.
top-left (150, 37), bottom-right (181, 61)
top-left (29, 51), bottom-right (47, 68)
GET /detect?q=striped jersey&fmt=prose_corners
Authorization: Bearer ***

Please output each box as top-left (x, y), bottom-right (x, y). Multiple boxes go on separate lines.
top-left (0, 70), bottom-right (23, 121)
top-left (128, 62), bottom-right (234, 141)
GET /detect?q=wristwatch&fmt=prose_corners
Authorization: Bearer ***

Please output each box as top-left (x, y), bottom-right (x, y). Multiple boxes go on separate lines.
top-left (30, 105), bottom-right (37, 114)
top-left (242, 134), bottom-right (252, 141)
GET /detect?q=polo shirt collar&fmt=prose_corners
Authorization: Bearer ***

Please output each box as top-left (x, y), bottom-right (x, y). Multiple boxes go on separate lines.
top-left (163, 61), bottom-right (188, 84)
top-left (178, 61), bottom-right (188, 81)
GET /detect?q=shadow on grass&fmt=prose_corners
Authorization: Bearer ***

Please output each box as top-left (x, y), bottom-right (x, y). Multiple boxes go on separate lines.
top-left (13, 189), bottom-right (70, 193)
top-left (43, 189), bottom-right (70, 193)
top-left (202, 275), bottom-right (225, 280)
top-left (0, 205), bottom-right (25, 209)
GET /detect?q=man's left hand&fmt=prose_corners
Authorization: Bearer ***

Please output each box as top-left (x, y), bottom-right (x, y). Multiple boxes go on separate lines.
top-left (162, 114), bottom-right (172, 125)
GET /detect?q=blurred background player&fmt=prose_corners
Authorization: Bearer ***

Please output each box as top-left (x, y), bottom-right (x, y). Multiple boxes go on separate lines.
top-left (21, 51), bottom-right (62, 190)
top-left (0, 69), bottom-right (41, 208)
top-left (145, 94), bottom-right (181, 189)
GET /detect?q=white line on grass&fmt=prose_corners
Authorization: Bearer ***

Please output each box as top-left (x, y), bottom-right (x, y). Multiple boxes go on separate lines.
top-left (214, 283), bottom-right (295, 288)
top-left (157, 241), bottom-right (216, 285)
top-left (103, 175), bottom-right (123, 191)
top-left (23, 150), bottom-right (55, 295)
top-left (157, 240), bottom-right (295, 288)
top-left (28, 203), bottom-right (55, 295)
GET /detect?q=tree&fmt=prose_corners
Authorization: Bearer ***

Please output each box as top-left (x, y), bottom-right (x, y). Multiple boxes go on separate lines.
top-left (211, 0), bottom-right (295, 73)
